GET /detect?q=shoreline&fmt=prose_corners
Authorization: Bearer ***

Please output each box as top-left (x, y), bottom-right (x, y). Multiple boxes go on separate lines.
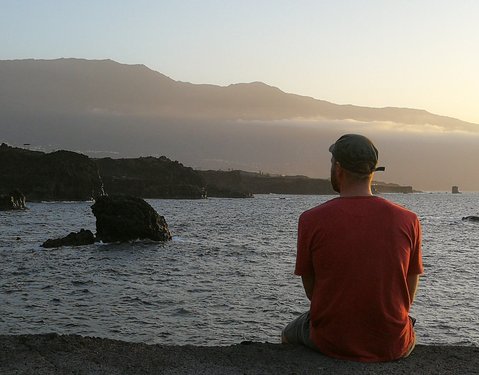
top-left (1, 334), bottom-right (477, 374)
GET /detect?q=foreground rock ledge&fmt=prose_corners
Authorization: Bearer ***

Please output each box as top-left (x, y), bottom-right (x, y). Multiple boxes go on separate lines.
top-left (1, 334), bottom-right (477, 375)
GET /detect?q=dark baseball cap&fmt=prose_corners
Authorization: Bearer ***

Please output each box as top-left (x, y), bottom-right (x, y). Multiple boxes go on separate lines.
top-left (329, 134), bottom-right (385, 174)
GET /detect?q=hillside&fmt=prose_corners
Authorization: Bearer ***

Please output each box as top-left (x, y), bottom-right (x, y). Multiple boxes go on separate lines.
top-left (95, 157), bottom-right (205, 199)
top-left (1, 58), bottom-right (478, 191)
top-left (199, 170), bottom-right (335, 195)
top-left (0, 144), bottom-right (208, 200)
top-left (0, 144), bottom-right (415, 200)
top-left (0, 143), bottom-right (103, 201)
top-left (1, 58), bottom-right (477, 130)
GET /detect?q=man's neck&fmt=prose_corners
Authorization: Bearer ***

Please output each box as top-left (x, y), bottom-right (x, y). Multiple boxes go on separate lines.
top-left (339, 183), bottom-right (373, 197)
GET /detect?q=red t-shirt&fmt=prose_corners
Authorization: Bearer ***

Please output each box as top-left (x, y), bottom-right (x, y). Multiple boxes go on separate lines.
top-left (295, 196), bottom-right (423, 362)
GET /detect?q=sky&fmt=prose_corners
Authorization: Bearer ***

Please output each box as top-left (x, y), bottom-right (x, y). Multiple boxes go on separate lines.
top-left (2, 0), bottom-right (479, 124)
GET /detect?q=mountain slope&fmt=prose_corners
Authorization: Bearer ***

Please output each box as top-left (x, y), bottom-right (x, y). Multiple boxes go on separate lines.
top-left (1, 58), bottom-right (477, 131)
top-left (1, 58), bottom-right (478, 191)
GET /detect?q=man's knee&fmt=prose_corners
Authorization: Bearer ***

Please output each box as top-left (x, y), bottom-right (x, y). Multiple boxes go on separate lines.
top-left (282, 311), bottom-right (310, 345)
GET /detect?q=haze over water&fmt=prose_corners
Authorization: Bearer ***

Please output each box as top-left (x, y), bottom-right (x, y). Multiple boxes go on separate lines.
top-left (1, 193), bottom-right (478, 347)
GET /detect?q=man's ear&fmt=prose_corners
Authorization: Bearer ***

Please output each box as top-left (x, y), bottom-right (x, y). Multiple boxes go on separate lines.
top-left (335, 161), bottom-right (343, 174)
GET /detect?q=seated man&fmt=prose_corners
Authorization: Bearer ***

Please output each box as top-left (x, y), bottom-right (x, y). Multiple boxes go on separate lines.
top-left (282, 134), bottom-right (423, 362)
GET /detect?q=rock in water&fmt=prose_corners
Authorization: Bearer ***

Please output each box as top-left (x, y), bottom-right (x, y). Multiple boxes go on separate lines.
top-left (0, 190), bottom-right (27, 210)
top-left (91, 195), bottom-right (172, 242)
top-left (41, 229), bottom-right (95, 248)
top-left (462, 216), bottom-right (479, 222)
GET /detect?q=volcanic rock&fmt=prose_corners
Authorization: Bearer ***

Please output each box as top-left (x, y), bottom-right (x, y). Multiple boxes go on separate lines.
top-left (91, 195), bottom-right (171, 242)
top-left (95, 156), bottom-right (206, 199)
top-left (41, 229), bottom-right (95, 248)
top-left (0, 143), bottom-right (104, 201)
top-left (0, 190), bottom-right (27, 210)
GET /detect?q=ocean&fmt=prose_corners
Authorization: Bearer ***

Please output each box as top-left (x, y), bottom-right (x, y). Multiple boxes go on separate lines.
top-left (1, 193), bottom-right (478, 347)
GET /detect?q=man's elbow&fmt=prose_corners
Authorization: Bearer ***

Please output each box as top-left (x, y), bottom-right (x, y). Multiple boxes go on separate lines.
top-left (407, 274), bottom-right (421, 304)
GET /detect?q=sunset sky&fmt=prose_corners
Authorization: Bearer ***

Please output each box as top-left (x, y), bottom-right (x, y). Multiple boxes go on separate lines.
top-left (2, 0), bottom-right (479, 124)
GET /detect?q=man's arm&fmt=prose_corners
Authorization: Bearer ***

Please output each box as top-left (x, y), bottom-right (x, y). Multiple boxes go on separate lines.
top-left (407, 274), bottom-right (420, 304)
top-left (301, 274), bottom-right (315, 301)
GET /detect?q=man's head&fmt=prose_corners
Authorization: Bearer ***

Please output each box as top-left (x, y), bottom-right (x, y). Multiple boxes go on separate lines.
top-left (329, 134), bottom-right (384, 193)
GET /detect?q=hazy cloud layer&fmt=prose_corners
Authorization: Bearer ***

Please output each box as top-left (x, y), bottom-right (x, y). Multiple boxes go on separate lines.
top-left (2, 112), bottom-right (478, 191)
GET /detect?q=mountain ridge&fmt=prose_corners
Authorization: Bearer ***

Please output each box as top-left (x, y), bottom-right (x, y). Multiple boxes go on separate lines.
top-left (1, 58), bottom-right (477, 130)
top-left (1, 58), bottom-right (478, 191)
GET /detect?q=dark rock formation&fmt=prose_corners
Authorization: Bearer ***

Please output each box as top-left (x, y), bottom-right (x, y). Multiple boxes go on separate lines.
top-left (205, 185), bottom-right (253, 198)
top-left (95, 156), bottom-right (205, 199)
top-left (0, 143), bottom-right (417, 200)
top-left (462, 216), bottom-right (479, 222)
top-left (91, 195), bottom-right (172, 242)
top-left (0, 189), bottom-right (26, 210)
top-left (372, 183), bottom-right (414, 194)
top-left (41, 229), bottom-right (95, 248)
top-left (199, 170), bottom-right (335, 195)
top-left (0, 143), bottom-right (104, 201)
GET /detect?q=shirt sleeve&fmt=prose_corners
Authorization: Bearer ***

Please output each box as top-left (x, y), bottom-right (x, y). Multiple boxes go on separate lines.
top-left (294, 212), bottom-right (315, 276)
top-left (408, 216), bottom-right (424, 275)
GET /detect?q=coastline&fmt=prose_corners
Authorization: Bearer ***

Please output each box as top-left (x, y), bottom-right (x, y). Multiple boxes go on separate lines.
top-left (1, 334), bottom-right (477, 375)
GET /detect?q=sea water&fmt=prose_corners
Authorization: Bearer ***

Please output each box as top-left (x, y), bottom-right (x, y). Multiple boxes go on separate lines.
top-left (1, 193), bottom-right (478, 346)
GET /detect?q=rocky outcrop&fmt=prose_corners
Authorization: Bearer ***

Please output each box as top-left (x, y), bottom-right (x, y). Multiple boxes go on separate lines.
top-left (204, 185), bottom-right (253, 198)
top-left (462, 216), bottom-right (479, 222)
top-left (41, 229), bottom-right (95, 248)
top-left (0, 143), bottom-right (104, 201)
top-left (1, 143), bottom-right (418, 200)
top-left (372, 183), bottom-right (414, 194)
top-left (91, 195), bottom-right (172, 242)
top-left (40, 195), bottom-right (171, 247)
top-left (0, 190), bottom-right (26, 210)
top-left (95, 156), bottom-right (205, 199)
top-left (200, 171), bottom-right (418, 196)
top-left (199, 170), bottom-right (335, 195)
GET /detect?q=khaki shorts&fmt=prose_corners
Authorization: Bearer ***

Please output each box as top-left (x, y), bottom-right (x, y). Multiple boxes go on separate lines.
top-left (281, 311), bottom-right (319, 351)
